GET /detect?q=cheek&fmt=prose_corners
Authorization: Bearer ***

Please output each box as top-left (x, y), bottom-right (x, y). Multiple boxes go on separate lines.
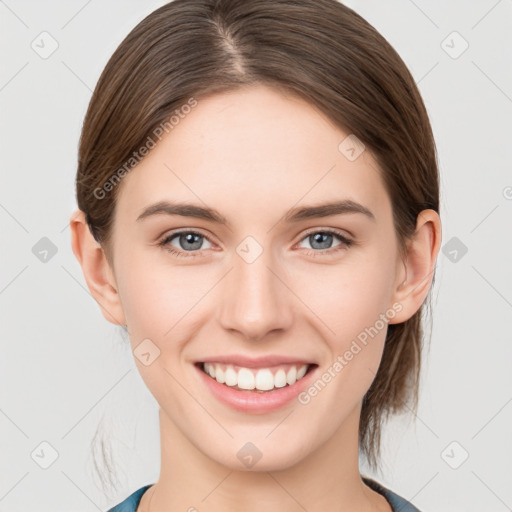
top-left (117, 252), bottom-right (208, 333)
top-left (295, 248), bottom-right (395, 338)
top-left (115, 258), bottom-right (206, 414)
top-left (292, 249), bottom-right (395, 385)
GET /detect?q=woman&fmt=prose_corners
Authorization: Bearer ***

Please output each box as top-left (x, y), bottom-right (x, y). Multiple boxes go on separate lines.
top-left (70, 0), bottom-right (442, 510)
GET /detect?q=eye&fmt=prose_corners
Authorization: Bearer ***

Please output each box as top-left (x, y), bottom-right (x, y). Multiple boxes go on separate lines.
top-left (158, 230), bottom-right (213, 258)
top-left (158, 228), bottom-right (354, 259)
top-left (296, 229), bottom-right (353, 256)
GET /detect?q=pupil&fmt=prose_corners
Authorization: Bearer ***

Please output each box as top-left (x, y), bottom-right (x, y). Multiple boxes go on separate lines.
top-left (182, 233), bottom-right (202, 250)
top-left (311, 232), bottom-right (331, 249)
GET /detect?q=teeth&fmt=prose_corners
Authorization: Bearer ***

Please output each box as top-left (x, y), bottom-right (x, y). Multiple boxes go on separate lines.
top-left (287, 366), bottom-right (296, 385)
top-left (238, 368), bottom-right (255, 390)
top-left (202, 362), bottom-right (311, 391)
top-left (274, 369), bottom-right (287, 388)
top-left (255, 369), bottom-right (274, 390)
top-left (225, 366), bottom-right (237, 386)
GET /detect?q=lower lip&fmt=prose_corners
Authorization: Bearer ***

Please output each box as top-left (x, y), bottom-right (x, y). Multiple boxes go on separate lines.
top-left (194, 363), bottom-right (318, 414)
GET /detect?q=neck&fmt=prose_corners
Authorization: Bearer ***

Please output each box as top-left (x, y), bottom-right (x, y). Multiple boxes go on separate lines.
top-left (139, 404), bottom-right (389, 512)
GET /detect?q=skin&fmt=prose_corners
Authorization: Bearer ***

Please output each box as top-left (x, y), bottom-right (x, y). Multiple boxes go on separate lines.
top-left (70, 84), bottom-right (441, 512)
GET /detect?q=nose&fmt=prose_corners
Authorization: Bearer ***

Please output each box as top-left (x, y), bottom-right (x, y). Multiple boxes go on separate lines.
top-left (218, 246), bottom-right (294, 342)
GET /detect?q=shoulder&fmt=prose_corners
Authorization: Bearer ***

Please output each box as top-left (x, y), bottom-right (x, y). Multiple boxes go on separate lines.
top-left (106, 485), bottom-right (153, 512)
top-left (362, 477), bottom-right (423, 512)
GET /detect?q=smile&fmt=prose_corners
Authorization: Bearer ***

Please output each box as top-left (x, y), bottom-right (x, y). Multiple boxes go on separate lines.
top-left (200, 362), bottom-right (312, 392)
top-left (194, 361), bottom-right (319, 414)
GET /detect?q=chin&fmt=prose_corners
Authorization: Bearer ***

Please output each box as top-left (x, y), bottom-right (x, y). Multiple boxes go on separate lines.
top-left (202, 437), bottom-right (312, 473)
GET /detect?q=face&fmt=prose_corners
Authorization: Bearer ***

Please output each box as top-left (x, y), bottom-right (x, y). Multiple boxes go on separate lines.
top-left (108, 84), bottom-right (405, 471)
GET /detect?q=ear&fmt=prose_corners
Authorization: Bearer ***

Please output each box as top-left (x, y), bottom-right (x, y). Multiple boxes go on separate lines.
top-left (69, 209), bottom-right (126, 326)
top-left (388, 209), bottom-right (442, 324)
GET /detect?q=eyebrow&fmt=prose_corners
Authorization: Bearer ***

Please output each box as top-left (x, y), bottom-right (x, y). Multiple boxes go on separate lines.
top-left (136, 199), bottom-right (376, 225)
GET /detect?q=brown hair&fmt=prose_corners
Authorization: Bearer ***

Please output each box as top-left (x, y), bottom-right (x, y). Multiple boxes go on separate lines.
top-left (76, 0), bottom-right (439, 474)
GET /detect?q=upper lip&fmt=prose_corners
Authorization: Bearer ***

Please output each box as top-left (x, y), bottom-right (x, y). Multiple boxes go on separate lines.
top-left (197, 354), bottom-right (317, 368)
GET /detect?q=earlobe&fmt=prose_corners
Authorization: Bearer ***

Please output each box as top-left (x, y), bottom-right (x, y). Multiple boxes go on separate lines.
top-left (388, 209), bottom-right (442, 324)
top-left (69, 209), bottom-right (126, 326)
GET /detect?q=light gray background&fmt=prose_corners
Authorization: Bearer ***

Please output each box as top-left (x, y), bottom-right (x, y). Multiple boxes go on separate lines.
top-left (1, 1), bottom-right (511, 511)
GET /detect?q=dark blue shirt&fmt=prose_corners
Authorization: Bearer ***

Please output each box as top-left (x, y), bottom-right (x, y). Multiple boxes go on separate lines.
top-left (106, 477), bottom-right (421, 511)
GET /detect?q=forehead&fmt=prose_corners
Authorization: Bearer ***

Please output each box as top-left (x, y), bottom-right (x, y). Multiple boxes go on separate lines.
top-left (115, 84), bottom-right (392, 224)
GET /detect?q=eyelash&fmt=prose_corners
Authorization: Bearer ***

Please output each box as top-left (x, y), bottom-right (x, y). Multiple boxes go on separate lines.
top-left (158, 229), bottom-right (354, 259)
